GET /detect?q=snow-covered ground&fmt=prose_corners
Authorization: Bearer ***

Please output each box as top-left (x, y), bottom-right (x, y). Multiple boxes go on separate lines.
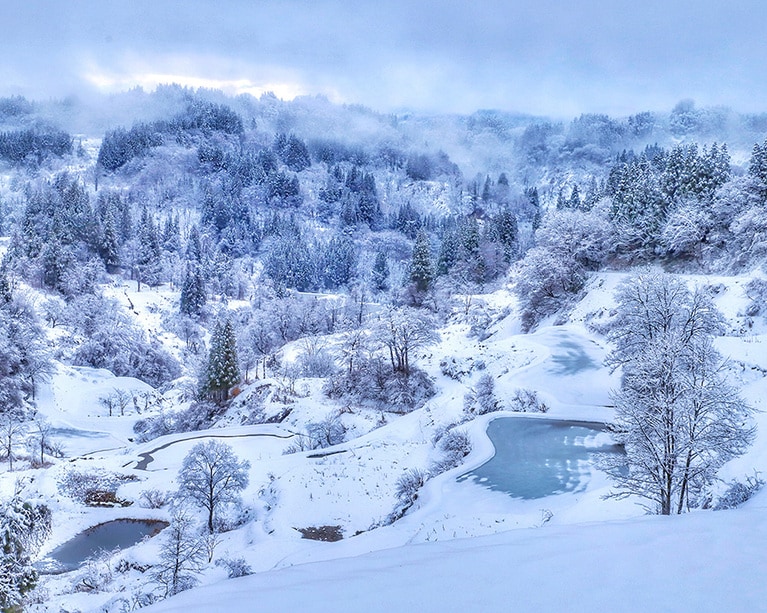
top-left (144, 502), bottom-right (767, 613)
top-left (4, 270), bottom-right (767, 612)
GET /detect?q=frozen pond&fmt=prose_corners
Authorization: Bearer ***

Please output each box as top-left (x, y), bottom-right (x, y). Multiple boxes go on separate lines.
top-left (37, 519), bottom-right (168, 574)
top-left (458, 418), bottom-right (622, 499)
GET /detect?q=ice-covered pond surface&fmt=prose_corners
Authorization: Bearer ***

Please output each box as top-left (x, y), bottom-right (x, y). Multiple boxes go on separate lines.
top-left (37, 519), bottom-right (168, 574)
top-left (458, 418), bottom-right (623, 499)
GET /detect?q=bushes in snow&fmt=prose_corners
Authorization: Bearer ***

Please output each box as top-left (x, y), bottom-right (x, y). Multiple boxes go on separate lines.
top-left (463, 374), bottom-right (500, 415)
top-left (395, 469), bottom-right (427, 506)
top-left (139, 489), bottom-right (171, 509)
top-left (508, 388), bottom-right (548, 413)
top-left (215, 557), bottom-right (253, 578)
top-left (68, 295), bottom-right (180, 387)
top-left (324, 357), bottom-right (435, 413)
top-left (744, 278), bottom-right (767, 317)
top-left (133, 400), bottom-right (223, 443)
top-left (58, 469), bottom-right (136, 506)
top-left (284, 413), bottom-right (347, 454)
top-left (440, 356), bottom-right (485, 381)
top-left (0, 495), bottom-right (52, 611)
top-left (430, 429), bottom-right (472, 474)
top-left (714, 475), bottom-right (764, 510)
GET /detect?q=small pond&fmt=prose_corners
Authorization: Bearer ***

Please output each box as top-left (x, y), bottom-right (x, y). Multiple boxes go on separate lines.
top-left (458, 418), bottom-right (623, 499)
top-left (37, 519), bottom-right (168, 574)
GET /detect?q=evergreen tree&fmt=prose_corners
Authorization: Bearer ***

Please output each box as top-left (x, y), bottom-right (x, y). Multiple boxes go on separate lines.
top-left (526, 187), bottom-right (542, 230)
top-left (137, 208), bottom-right (162, 289)
top-left (185, 224), bottom-right (204, 263)
top-left (162, 215), bottom-right (182, 254)
top-left (748, 139), bottom-right (767, 199)
top-left (437, 228), bottom-right (459, 276)
top-left (98, 206), bottom-right (120, 272)
top-left (608, 155), bottom-right (666, 251)
top-left (481, 175), bottom-right (493, 203)
top-left (409, 230), bottom-right (434, 294)
top-left (39, 235), bottom-right (73, 291)
top-left (496, 172), bottom-right (510, 205)
top-left (321, 236), bottom-right (357, 289)
top-left (458, 217), bottom-right (481, 258)
top-left (488, 208), bottom-right (519, 262)
top-left (0, 262), bottom-right (11, 304)
top-left (180, 265), bottom-right (206, 318)
top-left (0, 496), bottom-right (51, 611)
top-left (371, 251), bottom-right (390, 292)
top-left (583, 176), bottom-right (601, 210)
top-left (568, 184), bottom-right (581, 210)
top-left (202, 319), bottom-right (240, 404)
top-left (274, 133), bottom-right (311, 172)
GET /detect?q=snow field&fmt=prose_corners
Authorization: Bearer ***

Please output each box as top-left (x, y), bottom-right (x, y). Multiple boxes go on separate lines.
top-left (4, 268), bottom-right (767, 611)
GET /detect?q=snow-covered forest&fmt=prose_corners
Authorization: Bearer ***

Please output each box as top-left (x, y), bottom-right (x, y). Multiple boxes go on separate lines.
top-left (1, 88), bottom-right (767, 612)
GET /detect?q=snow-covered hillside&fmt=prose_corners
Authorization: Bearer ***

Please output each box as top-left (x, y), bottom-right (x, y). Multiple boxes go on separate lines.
top-left (3, 268), bottom-right (765, 612)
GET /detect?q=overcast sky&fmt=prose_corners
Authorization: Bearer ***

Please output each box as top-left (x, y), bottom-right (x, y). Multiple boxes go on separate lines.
top-left (2, 0), bottom-right (766, 117)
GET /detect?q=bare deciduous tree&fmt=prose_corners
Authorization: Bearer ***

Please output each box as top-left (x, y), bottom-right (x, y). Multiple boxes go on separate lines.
top-left (177, 440), bottom-right (250, 532)
top-left (603, 272), bottom-right (754, 514)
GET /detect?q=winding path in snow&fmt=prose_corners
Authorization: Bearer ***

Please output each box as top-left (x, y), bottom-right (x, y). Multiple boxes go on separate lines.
top-left (132, 430), bottom-right (296, 471)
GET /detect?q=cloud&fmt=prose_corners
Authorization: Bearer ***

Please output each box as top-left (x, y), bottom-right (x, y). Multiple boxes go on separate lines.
top-left (3, 1), bottom-right (767, 116)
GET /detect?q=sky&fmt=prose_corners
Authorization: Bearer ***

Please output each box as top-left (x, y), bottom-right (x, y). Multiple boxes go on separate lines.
top-left (2, 0), bottom-right (766, 118)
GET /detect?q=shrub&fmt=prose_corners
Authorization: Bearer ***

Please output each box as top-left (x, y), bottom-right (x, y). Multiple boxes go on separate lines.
top-left (58, 469), bottom-right (136, 506)
top-left (283, 413), bottom-right (347, 454)
top-left (134, 401), bottom-right (221, 442)
top-left (745, 278), bottom-right (767, 317)
top-left (714, 475), bottom-right (764, 510)
top-left (395, 469), bottom-right (427, 504)
top-left (431, 429), bottom-right (472, 474)
top-left (139, 489), bottom-right (171, 509)
top-left (215, 557), bottom-right (253, 578)
top-left (440, 356), bottom-right (473, 381)
top-left (508, 388), bottom-right (548, 413)
top-left (324, 359), bottom-right (435, 413)
top-left (474, 374), bottom-right (500, 414)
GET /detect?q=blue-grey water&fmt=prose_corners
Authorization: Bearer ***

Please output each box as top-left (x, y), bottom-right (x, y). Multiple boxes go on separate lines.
top-left (458, 418), bottom-right (622, 499)
top-left (37, 519), bottom-right (168, 574)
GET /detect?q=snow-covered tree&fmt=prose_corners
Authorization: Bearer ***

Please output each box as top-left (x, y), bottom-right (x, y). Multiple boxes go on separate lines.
top-left (152, 510), bottom-right (205, 599)
top-left (606, 271), bottom-right (723, 369)
top-left (603, 272), bottom-right (754, 514)
top-left (136, 207), bottom-right (162, 290)
top-left (26, 415), bottom-right (58, 467)
top-left (371, 250), bottom-right (390, 292)
top-left (177, 440), bottom-right (250, 532)
top-left (0, 414), bottom-right (27, 472)
top-left (408, 229), bottom-right (434, 300)
top-left (473, 373), bottom-right (500, 414)
top-left (0, 495), bottom-right (51, 611)
top-left (660, 201), bottom-right (711, 258)
top-left (372, 307), bottom-right (439, 376)
top-left (0, 292), bottom-right (52, 410)
top-left (179, 265), bottom-right (206, 318)
top-left (201, 319), bottom-right (240, 404)
top-left (607, 155), bottom-right (666, 252)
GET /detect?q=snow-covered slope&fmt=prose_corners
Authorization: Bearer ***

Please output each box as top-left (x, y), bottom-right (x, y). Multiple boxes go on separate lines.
top-left (145, 500), bottom-right (767, 613)
top-left (7, 269), bottom-right (767, 612)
